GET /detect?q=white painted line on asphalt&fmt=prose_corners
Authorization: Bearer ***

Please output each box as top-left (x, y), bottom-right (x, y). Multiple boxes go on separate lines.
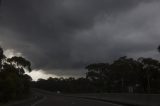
top-left (31, 96), bottom-right (47, 106)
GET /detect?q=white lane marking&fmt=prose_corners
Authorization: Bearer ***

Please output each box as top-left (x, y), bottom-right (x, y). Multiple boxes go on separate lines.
top-left (31, 96), bottom-right (47, 106)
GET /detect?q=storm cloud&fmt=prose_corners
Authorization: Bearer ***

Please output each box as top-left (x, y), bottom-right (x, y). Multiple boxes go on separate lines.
top-left (0, 0), bottom-right (160, 77)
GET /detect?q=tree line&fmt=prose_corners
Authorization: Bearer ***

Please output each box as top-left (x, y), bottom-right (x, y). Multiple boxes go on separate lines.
top-left (33, 55), bottom-right (160, 94)
top-left (0, 47), bottom-right (32, 103)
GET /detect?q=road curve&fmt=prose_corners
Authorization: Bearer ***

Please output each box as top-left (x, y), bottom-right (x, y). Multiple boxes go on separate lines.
top-left (33, 92), bottom-right (122, 106)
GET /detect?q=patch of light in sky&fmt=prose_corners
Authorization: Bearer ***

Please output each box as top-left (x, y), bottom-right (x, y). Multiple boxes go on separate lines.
top-left (26, 69), bottom-right (59, 81)
top-left (4, 49), bottom-right (22, 58)
top-left (4, 49), bottom-right (58, 81)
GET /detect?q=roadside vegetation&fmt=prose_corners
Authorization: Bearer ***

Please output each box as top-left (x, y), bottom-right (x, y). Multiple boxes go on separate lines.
top-left (0, 47), bottom-right (32, 103)
top-left (33, 46), bottom-right (160, 94)
top-left (1, 45), bottom-right (160, 104)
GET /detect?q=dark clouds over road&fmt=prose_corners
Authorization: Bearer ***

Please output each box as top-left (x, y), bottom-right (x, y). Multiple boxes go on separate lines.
top-left (0, 0), bottom-right (160, 77)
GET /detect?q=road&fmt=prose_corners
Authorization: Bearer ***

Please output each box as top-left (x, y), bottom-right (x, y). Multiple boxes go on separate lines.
top-left (33, 92), bottom-right (122, 106)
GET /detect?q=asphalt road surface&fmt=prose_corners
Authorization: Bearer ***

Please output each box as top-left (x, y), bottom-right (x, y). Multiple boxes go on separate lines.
top-left (33, 93), bottom-right (122, 106)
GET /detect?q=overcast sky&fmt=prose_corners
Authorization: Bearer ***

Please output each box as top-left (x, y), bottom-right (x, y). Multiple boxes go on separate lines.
top-left (0, 0), bottom-right (160, 80)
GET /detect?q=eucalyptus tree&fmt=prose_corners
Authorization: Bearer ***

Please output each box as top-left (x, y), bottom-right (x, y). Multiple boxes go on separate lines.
top-left (158, 45), bottom-right (160, 53)
top-left (86, 63), bottom-right (109, 80)
top-left (0, 47), bottom-right (32, 102)
top-left (109, 56), bottom-right (141, 92)
top-left (137, 57), bottom-right (160, 93)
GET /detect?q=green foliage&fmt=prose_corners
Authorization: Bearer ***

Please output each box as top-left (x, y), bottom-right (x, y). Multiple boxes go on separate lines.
top-left (0, 47), bottom-right (32, 103)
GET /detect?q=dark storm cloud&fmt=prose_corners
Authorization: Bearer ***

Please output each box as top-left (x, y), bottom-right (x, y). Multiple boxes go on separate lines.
top-left (0, 0), bottom-right (160, 76)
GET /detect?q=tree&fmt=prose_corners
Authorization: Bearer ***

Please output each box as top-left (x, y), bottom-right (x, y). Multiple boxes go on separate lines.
top-left (86, 63), bottom-right (109, 81)
top-left (7, 56), bottom-right (31, 72)
top-left (138, 57), bottom-right (160, 93)
top-left (0, 47), bottom-right (32, 103)
top-left (158, 45), bottom-right (160, 53)
top-left (86, 63), bottom-right (111, 92)
top-left (109, 56), bottom-right (140, 92)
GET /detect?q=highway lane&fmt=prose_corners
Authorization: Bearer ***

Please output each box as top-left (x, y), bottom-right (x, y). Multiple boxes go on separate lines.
top-left (33, 93), bottom-right (122, 106)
